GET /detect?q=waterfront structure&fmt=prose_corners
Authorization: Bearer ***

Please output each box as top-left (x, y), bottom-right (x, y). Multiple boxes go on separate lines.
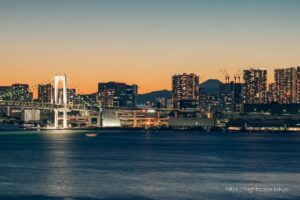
top-left (274, 67), bottom-right (297, 104)
top-left (169, 117), bottom-right (214, 129)
top-left (244, 103), bottom-right (300, 115)
top-left (228, 114), bottom-right (300, 131)
top-left (38, 84), bottom-right (53, 103)
top-left (11, 83), bottom-right (32, 102)
top-left (68, 111), bottom-right (100, 128)
top-left (5, 107), bottom-right (22, 119)
top-left (22, 109), bottom-right (40, 122)
top-left (172, 73), bottom-right (199, 109)
top-left (2, 69), bottom-right (300, 130)
top-left (243, 68), bottom-right (267, 104)
top-left (115, 109), bottom-right (169, 128)
top-left (98, 82), bottom-right (138, 108)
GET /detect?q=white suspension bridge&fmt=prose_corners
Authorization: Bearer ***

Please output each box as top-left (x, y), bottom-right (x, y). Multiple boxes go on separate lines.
top-left (0, 74), bottom-right (172, 129)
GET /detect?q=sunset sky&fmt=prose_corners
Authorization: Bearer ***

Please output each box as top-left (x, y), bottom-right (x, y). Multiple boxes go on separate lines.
top-left (0, 0), bottom-right (300, 94)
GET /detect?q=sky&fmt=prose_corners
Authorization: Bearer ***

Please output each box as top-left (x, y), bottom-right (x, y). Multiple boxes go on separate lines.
top-left (0, 0), bottom-right (300, 94)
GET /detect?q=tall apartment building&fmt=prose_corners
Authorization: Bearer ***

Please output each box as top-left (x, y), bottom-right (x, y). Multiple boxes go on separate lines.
top-left (11, 83), bottom-right (32, 102)
top-left (172, 73), bottom-right (199, 109)
top-left (243, 68), bottom-right (267, 104)
top-left (267, 83), bottom-right (276, 103)
top-left (0, 86), bottom-right (11, 100)
top-left (297, 66), bottom-right (300, 103)
top-left (219, 81), bottom-right (243, 112)
top-left (38, 84), bottom-right (53, 103)
top-left (274, 67), bottom-right (297, 104)
top-left (98, 82), bottom-right (138, 108)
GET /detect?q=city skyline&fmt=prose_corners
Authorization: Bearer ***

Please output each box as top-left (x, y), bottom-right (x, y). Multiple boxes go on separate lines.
top-left (1, 66), bottom-right (300, 103)
top-left (1, 66), bottom-right (300, 96)
top-left (2, 69), bottom-right (300, 130)
top-left (1, 0), bottom-right (300, 93)
top-left (1, 2), bottom-right (300, 200)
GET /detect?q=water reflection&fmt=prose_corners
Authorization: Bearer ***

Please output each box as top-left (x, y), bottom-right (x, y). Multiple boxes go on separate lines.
top-left (0, 131), bottom-right (299, 200)
top-left (42, 131), bottom-right (76, 197)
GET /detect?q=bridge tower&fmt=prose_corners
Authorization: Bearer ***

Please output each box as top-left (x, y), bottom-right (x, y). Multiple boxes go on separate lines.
top-left (54, 75), bottom-right (68, 128)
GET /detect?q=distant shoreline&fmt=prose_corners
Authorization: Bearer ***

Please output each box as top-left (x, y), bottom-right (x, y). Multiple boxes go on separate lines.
top-left (0, 126), bottom-right (299, 133)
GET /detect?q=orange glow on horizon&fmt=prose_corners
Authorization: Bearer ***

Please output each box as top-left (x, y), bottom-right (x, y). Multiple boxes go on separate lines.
top-left (1, 0), bottom-right (300, 96)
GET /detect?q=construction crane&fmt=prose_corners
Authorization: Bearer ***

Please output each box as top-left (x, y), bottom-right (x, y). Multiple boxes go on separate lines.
top-left (223, 69), bottom-right (230, 83)
top-left (234, 69), bottom-right (241, 83)
top-left (219, 68), bottom-right (230, 84)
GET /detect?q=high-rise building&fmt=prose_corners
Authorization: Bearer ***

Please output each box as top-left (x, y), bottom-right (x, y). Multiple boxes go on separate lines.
top-left (243, 68), bottom-right (267, 104)
top-left (38, 84), bottom-right (53, 103)
top-left (219, 81), bottom-right (243, 112)
top-left (172, 73), bottom-right (199, 109)
top-left (11, 83), bottom-right (32, 102)
top-left (0, 86), bottom-right (11, 100)
top-left (199, 91), bottom-right (221, 116)
top-left (274, 67), bottom-right (297, 104)
top-left (296, 66), bottom-right (300, 103)
top-left (98, 82), bottom-right (138, 108)
top-left (78, 93), bottom-right (97, 105)
top-left (267, 83), bottom-right (276, 103)
top-left (0, 86), bottom-right (11, 116)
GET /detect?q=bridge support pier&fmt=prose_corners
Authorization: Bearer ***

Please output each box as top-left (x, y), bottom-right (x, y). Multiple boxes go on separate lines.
top-left (53, 75), bottom-right (68, 129)
top-left (99, 108), bottom-right (103, 128)
top-left (54, 109), bottom-right (68, 129)
top-left (63, 109), bottom-right (67, 128)
top-left (54, 109), bottom-right (58, 128)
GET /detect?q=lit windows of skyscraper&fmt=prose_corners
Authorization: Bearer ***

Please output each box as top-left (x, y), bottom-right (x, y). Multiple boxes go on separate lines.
top-left (0, 86), bottom-right (11, 101)
top-left (0, 86), bottom-right (11, 116)
top-left (267, 83), bottom-right (276, 103)
top-left (243, 68), bottom-right (267, 104)
top-left (296, 66), bottom-right (300, 103)
top-left (11, 83), bottom-right (32, 102)
top-left (98, 82), bottom-right (138, 108)
top-left (219, 81), bottom-right (243, 112)
top-left (38, 84), bottom-right (53, 103)
top-left (274, 67), bottom-right (297, 104)
top-left (172, 73), bottom-right (199, 109)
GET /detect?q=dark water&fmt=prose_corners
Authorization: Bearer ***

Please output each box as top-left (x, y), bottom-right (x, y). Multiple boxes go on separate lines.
top-left (0, 130), bottom-right (300, 200)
